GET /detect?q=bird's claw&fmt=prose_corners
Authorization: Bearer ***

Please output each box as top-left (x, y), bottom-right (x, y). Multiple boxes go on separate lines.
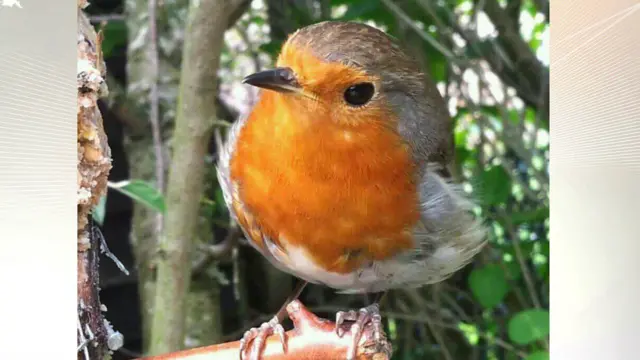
top-left (335, 303), bottom-right (387, 360)
top-left (239, 316), bottom-right (286, 360)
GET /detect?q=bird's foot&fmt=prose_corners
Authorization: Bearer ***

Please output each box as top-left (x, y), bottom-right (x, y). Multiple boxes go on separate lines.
top-left (239, 315), bottom-right (286, 360)
top-left (335, 303), bottom-right (391, 360)
top-left (238, 300), bottom-right (391, 360)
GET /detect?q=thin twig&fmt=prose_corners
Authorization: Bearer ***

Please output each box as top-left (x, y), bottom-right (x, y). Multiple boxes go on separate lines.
top-left (497, 212), bottom-right (549, 353)
top-left (312, 305), bottom-right (529, 359)
top-left (393, 296), bottom-right (430, 350)
top-left (192, 225), bottom-right (241, 274)
top-left (89, 14), bottom-right (126, 23)
top-left (434, 319), bottom-right (528, 358)
top-left (235, 25), bottom-right (261, 73)
top-left (405, 289), bottom-right (454, 360)
top-left (497, 210), bottom-right (542, 310)
top-left (438, 290), bottom-right (473, 323)
top-left (221, 313), bottom-right (275, 342)
top-left (77, 315), bottom-right (91, 360)
top-left (380, 0), bottom-right (461, 63)
top-left (495, 255), bottom-right (531, 309)
top-left (211, 119), bottom-right (232, 128)
top-left (456, 67), bottom-right (547, 201)
top-left (95, 224), bottom-right (130, 276)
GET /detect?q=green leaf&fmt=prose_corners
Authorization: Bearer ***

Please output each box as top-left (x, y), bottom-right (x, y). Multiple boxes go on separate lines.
top-left (498, 241), bottom-right (536, 259)
top-left (526, 351), bottom-right (549, 360)
top-left (430, 56), bottom-right (448, 83)
top-left (480, 106), bottom-right (501, 118)
top-left (503, 260), bottom-right (523, 281)
top-left (108, 180), bottom-right (165, 213)
top-left (214, 187), bottom-right (228, 215)
top-left (509, 207), bottom-right (549, 226)
top-left (92, 194), bottom-right (107, 226)
top-left (538, 241), bottom-right (549, 257)
top-left (525, 106), bottom-right (538, 123)
top-left (475, 165), bottom-right (512, 206)
top-left (454, 126), bottom-right (469, 145)
top-left (457, 322), bottom-right (480, 345)
top-left (259, 42), bottom-right (282, 58)
top-left (455, 146), bottom-right (471, 165)
top-left (250, 15), bottom-right (265, 26)
top-left (523, 0), bottom-right (539, 17)
top-left (537, 261), bottom-right (550, 280)
top-left (506, 109), bottom-right (522, 126)
top-left (100, 21), bottom-right (127, 58)
top-left (468, 264), bottom-right (509, 308)
top-left (533, 19), bottom-right (548, 32)
top-left (508, 309), bottom-right (550, 345)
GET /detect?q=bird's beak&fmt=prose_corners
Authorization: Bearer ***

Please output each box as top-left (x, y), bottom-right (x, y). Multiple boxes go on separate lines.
top-left (242, 67), bottom-right (301, 94)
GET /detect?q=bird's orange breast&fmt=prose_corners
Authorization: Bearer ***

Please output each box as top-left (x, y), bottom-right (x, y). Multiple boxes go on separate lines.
top-left (229, 92), bottom-right (421, 274)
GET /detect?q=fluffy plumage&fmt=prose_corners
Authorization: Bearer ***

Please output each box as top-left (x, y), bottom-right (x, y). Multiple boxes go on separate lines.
top-left (216, 21), bottom-right (487, 294)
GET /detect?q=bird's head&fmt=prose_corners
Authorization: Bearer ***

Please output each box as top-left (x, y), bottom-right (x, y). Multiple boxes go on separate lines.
top-left (242, 21), bottom-right (452, 163)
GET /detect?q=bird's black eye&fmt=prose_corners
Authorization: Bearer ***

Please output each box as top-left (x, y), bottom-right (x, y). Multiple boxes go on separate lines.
top-left (344, 83), bottom-right (375, 106)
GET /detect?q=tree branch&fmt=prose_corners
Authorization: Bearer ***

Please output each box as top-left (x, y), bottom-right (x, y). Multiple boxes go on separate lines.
top-left (138, 301), bottom-right (391, 360)
top-left (147, 0), bottom-right (165, 237)
top-left (77, 3), bottom-right (116, 359)
top-left (147, 0), bottom-right (248, 354)
top-left (417, 1), bottom-right (549, 124)
top-left (483, 0), bottom-right (548, 121)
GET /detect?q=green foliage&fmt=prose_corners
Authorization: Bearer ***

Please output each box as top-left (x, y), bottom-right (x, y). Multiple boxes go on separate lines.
top-left (469, 264), bottom-right (509, 308)
top-left (526, 351), bottom-right (550, 360)
top-left (457, 322), bottom-right (480, 345)
top-left (475, 165), bottom-right (513, 206)
top-left (508, 309), bottom-right (550, 345)
top-left (258, 42), bottom-right (281, 58)
top-left (108, 180), bottom-right (166, 213)
top-left (100, 21), bottom-right (127, 58)
top-left (107, 179), bottom-right (222, 224)
top-left (429, 53), bottom-right (448, 83)
top-left (92, 194), bottom-right (107, 225)
top-left (455, 145), bottom-right (471, 165)
top-left (509, 207), bottom-right (549, 226)
top-left (464, 40), bottom-right (496, 60)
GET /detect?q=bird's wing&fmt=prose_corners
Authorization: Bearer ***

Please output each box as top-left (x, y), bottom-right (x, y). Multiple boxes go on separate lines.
top-left (337, 164), bottom-right (487, 294)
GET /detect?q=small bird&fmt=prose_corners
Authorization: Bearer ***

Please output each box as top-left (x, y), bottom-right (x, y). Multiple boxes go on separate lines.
top-left (217, 21), bottom-right (487, 360)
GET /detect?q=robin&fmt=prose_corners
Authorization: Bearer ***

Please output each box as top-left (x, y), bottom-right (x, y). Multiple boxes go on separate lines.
top-left (217, 21), bottom-right (487, 360)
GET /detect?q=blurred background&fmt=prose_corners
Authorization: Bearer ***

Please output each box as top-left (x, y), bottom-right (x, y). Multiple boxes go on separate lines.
top-left (84, 0), bottom-right (549, 359)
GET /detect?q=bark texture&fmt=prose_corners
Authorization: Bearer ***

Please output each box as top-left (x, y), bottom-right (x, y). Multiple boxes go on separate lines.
top-left (123, 0), bottom-right (165, 346)
top-left (77, 1), bottom-right (116, 359)
top-left (124, 0), bottom-right (249, 350)
top-left (147, 0), bottom-right (248, 354)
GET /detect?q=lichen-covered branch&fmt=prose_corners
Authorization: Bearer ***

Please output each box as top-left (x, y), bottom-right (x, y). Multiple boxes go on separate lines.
top-left (77, 1), bottom-right (114, 359)
top-left (147, 0), bottom-right (247, 355)
top-left (139, 301), bottom-right (391, 360)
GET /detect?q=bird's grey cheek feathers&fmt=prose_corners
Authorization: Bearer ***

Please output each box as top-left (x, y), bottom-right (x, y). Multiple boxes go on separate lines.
top-left (386, 91), bottom-right (438, 164)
